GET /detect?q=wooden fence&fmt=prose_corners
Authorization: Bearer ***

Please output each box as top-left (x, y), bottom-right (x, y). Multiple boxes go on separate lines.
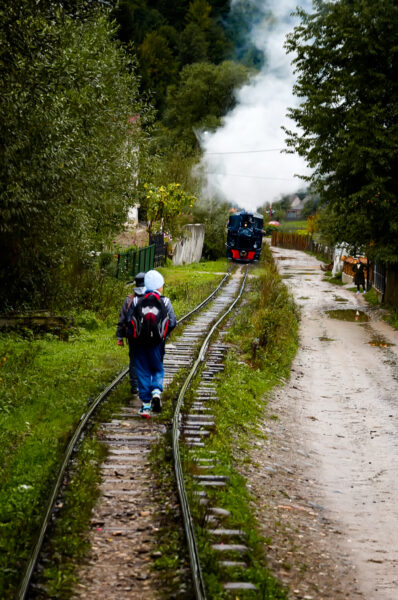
top-left (271, 231), bottom-right (333, 263)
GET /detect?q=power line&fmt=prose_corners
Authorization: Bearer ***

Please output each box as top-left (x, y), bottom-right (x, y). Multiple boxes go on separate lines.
top-left (205, 148), bottom-right (285, 155)
top-left (205, 172), bottom-right (293, 181)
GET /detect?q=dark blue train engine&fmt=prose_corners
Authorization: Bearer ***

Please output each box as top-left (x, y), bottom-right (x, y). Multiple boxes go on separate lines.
top-left (226, 211), bottom-right (263, 262)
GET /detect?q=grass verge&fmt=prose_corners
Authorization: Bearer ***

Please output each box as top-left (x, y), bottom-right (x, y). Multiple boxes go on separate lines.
top-left (152, 245), bottom-right (299, 598)
top-left (0, 260), bottom-right (227, 599)
top-left (158, 258), bottom-right (228, 316)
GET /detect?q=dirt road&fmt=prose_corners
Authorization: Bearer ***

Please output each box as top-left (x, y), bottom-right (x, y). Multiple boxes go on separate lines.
top-left (244, 246), bottom-right (398, 600)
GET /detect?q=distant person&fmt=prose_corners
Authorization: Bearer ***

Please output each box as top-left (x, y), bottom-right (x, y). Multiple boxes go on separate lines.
top-left (128, 270), bottom-right (177, 418)
top-left (354, 260), bottom-right (366, 294)
top-left (116, 272), bottom-right (146, 394)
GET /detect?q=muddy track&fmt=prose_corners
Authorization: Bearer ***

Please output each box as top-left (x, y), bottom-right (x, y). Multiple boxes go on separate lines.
top-left (242, 245), bottom-right (398, 600)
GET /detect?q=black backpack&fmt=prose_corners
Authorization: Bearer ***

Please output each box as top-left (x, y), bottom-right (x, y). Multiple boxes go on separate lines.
top-left (127, 292), bottom-right (170, 346)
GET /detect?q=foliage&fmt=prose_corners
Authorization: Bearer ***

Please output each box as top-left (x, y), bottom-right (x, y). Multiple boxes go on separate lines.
top-left (301, 194), bottom-right (320, 218)
top-left (144, 182), bottom-right (197, 234)
top-left (285, 0), bottom-right (398, 263)
top-left (114, 0), bottom-right (241, 114)
top-left (258, 195), bottom-right (292, 223)
top-left (228, 244), bottom-right (299, 372)
top-left (0, 325), bottom-right (128, 598)
top-left (264, 224), bottom-right (280, 235)
top-left (157, 259), bottom-right (227, 316)
top-left (223, 0), bottom-right (267, 68)
top-left (139, 30), bottom-right (178, 111)
top-left (306, 214), bottom-right (319, 237)
top-left (163, 60), bottom-right (251, 147)
top-left (192, 197), bottom-right (231, 259)
top-left (0, 1), bottom-right (151, 313)
top-left (0, 261), bottom-right (226, 596)
top-left (38, 437), bottom-right (107, 597)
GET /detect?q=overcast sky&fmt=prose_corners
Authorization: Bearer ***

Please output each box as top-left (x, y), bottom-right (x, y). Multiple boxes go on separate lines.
top-left (200, 0), bottom-right (313, 212)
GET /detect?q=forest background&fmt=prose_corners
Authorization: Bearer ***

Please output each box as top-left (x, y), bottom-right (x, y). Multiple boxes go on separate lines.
top-left (2, 0), bottom-right (398, 314)
top-left (0, 0), bottom-right (266, 314)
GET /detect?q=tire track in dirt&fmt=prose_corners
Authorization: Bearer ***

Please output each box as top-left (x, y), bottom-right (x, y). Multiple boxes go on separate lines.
top-left (242, 246), bottom-right (398, 600)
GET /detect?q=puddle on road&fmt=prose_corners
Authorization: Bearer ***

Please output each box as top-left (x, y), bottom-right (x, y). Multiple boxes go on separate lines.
top-left (277, 256), bottom-right (290, 260)
top-left (333, 296), bottom-right (348, 303)
top-left (319, 336), bottom-right (335, 342)
top-left (282, 274), bottom-right (295, 279)
top-left (368, 338), bottom-right (395, 348)
top-left (326, 309), bottom-right (369, 322)
top-left (299, 296), bottom-right (310, 300)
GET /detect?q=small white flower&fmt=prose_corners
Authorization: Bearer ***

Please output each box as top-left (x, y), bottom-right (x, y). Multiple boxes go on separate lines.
top-left (18, 484), bottom-right (33, 491)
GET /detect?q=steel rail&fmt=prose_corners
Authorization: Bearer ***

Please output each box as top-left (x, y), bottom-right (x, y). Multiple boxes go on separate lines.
top-left (17, 267), bottom-right (232, 599)
top-left (18, 368), bottom-right (128, 600)
top-left (176, 268), bottom-right (231, 325)
top-left (172, 267), bottom-right (248, 600)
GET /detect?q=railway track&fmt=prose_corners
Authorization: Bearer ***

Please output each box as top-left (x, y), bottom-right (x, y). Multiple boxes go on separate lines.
top-left (20, 266), bottom-right (252, 599)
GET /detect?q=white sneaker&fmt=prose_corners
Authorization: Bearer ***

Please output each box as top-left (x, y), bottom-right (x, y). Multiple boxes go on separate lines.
top-left (138, 403), bottom-right (152, 419)
top-left (151, 389), bottom-right (162, 413)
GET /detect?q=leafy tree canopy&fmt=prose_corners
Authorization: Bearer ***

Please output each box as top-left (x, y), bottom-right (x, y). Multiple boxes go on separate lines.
top-left (114, 0), bottom-right (256, 112)
top-left (192, 197), bottom-right (231, 259)
top-left (145, 182), bottom-right (197, 234)
top-left (285, 0), bottom-right (398, 263)
top-left (164, 60), bottom-right (251, 146)
top-left (0, 0), bottom-right (151, 311)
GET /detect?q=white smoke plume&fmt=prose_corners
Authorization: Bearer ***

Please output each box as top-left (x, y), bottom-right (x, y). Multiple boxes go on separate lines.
top-left (200, 0), bottom-right (313, 212)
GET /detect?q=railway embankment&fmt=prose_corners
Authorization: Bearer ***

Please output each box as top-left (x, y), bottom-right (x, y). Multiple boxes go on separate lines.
top-left (0, 260), bottom-right (227, 599)
top-left (2, 250), bottom-right (301, 599)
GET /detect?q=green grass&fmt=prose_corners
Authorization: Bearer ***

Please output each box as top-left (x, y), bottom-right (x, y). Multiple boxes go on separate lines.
top-left (33, 381), bottom-right (130, 598)
top-left (386, 310), bottom-right (398, 330)
top-left (36, 436), bottom-right (107, 597)
top-left (192, 245), bottom-right (298, 597)
top-left (323, 270), bottom-right (345, 286)
top-left (363, 287), bottom-right (380, 306)
top-left (280, 220), bottom-right (307, 232)
top-left (0, 326), bottom-right (128, 598)
top-left (0, 261), bottom-right (227, 598)
top-left (158, 259), bottom-right (228, 316)
top-left (151, 245), bottom-right (298, 598)
top-left (167, 258), bottom-right (228, 273)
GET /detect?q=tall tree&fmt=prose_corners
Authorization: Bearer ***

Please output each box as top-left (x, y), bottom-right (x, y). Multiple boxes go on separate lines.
top-left (164, 60), bottom-right (250, 146)
top-left (285, 0), bottom-right (398, 262)
top-left (0, 1), bottom-right (151, 310)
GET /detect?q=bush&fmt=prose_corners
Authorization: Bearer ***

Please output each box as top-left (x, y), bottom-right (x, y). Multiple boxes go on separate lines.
top-left (192, 199), bottom-right (230, 259)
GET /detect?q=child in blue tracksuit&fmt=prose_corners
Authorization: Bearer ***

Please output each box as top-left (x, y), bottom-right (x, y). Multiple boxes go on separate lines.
top-left (132, 270), bottom-right (177, 418)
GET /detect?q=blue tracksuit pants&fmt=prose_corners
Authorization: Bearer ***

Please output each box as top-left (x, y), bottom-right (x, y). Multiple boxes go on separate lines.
top-left (132, 343), bottom-right (164, 403)
top-left (127, 338), bottom-right (138, 392)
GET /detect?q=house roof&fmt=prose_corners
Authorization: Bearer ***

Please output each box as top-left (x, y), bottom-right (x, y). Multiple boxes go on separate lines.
top-left (290, 195), bottom-right (305, 210)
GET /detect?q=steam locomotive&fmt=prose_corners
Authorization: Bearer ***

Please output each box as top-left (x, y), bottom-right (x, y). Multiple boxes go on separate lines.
top-left (226, 211), bottom-right (263, 262)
